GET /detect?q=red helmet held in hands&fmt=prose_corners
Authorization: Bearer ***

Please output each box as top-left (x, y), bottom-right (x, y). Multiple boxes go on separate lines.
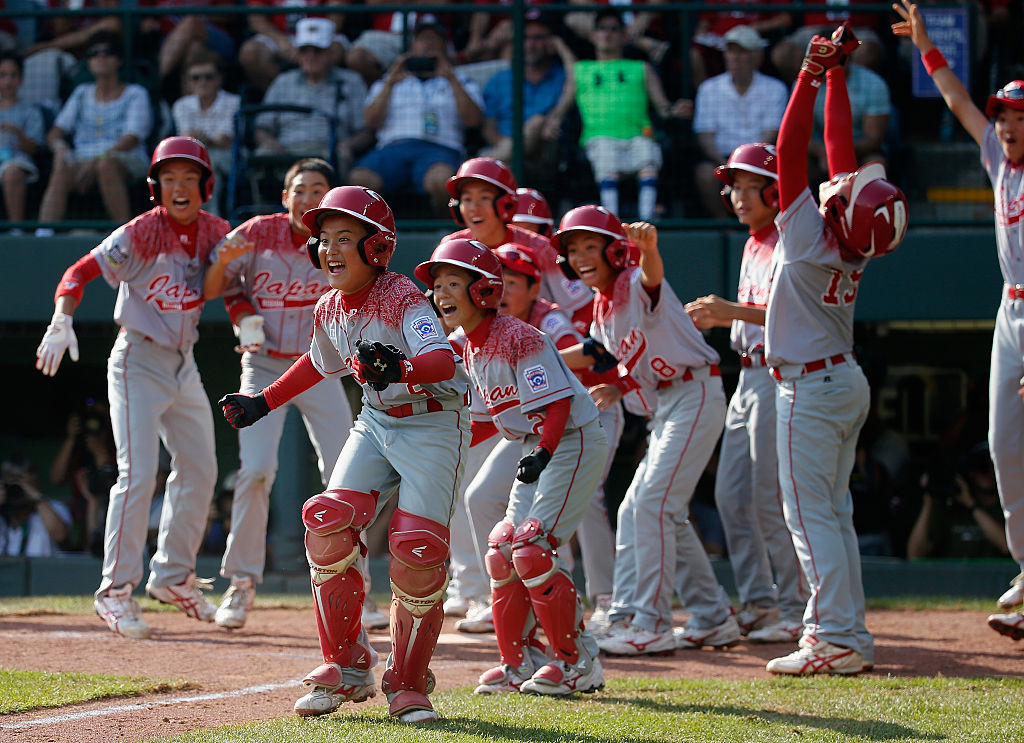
top-left (415, 238), bottom-right (504, 309)
top-left (551, 204), bottom-right (632, 270)
top-left (714, 143), bottom-right (779, 213)
top-left (819, 163), bottom-right (908, 259)
top-left (302, 186), bottom-right (397, 268)
top-left (147, 136), bottom-right (214, 203)
top-left (446, 157), bottom-right (519, 225)
top-left (512, 188), bottom-right (554, 235)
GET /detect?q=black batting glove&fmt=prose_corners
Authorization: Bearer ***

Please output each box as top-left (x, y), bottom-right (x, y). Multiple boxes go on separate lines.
top-left (581, 337), bottom-right (619, 375)
top-left (219, 391), bottom-right (271, 429)
top-left (355, 339), bottom-right (407, 391)
top-left (516, 446), bottom-right (552, 484)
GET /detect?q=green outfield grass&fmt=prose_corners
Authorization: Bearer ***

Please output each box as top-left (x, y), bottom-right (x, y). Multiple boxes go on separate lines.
top-left (0, 669), bottom-right (189, 714)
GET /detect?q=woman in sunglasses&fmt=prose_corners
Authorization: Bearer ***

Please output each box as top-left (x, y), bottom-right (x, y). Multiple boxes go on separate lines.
top-left (892, 0), bottom-right (1024, 642)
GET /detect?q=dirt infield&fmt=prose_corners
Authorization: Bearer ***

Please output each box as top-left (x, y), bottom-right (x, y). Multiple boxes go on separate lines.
top-left (2, 607), bottom-right (1022, 743)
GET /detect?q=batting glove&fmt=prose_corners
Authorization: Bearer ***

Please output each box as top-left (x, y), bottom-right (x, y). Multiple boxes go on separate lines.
top-left (219, 391), bottom-right (271, 429)
top-left (831, 23), bottom-right (860, 64)
top-left (234, 315), bottom-right (266, 354)
top-left (355, 339), bottom-right (407, 391)
top-left (516, 446), bottom-right (552, 484)
top-left (35, 312), bottom-right (79, 377)
top-left (581, 337), bottom-right (619, 375)
top-left (800, 34), bottom-right (845, 78)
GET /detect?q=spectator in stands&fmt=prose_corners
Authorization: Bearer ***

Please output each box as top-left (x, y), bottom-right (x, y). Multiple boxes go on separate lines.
top-left (24, 0), bottom-right (122, 58)
top-left (346, 3), bottom-right (449, 87)
top-left (550, 9), bottom-right (689, 221)
top-left (35, 31), bottom-right (152, 234)
top-left (692, 26), bottom-right (787, 219)
top-left (689, 1), bottom-right (792, 87)
top-left (770, 2), bottom-right (885, 84)
top-left (563, 0), bottom-right (670, 67)
top-left (0, 51), bottom-right (43, 230)
top-left (171, 48), bottom-right (239, 216)
top-left (0, 454), bottom-right (71, 557)
top-left (143, 0), bottom-right (238, 94)
top-left (253, 17), bottom-right (369, 180)
top-left (348, 15), bottom-right (483, 215)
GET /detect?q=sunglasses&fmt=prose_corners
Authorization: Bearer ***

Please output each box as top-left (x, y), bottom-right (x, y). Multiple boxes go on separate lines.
top-left (189, 72), bottom-right (218, 82)
top-left (994, 83), bottom-right (1024, 101)
top-left (86, 47), bottom-right (116, 59)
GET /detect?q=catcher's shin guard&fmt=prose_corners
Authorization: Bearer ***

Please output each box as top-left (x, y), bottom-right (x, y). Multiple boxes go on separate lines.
top-left (512, 517), bottom-right (582, 664)
top-left (303, 489), bottom-right (379, 665)
top-left (382, 509), bottom-right (449, 698)
top-left (486, 520), bottom-right (539, 666)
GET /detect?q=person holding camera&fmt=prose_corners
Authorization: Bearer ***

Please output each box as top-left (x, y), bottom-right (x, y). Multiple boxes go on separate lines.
top-left (0, 454), bottom-right (71, 557)
top-left (348, 15), bottom-right (483, 216)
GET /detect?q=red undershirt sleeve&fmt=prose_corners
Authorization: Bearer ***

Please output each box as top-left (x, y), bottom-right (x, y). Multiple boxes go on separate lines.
top-left (824, 67), bottom-right (858, 178)
top-left (263, 353), bottom-right (324, 409)
top-left (401, 348), bottom-right (456, 385)
top-left (54, 254), bottom-right (102, 304)
top-left (537, 397), bottom-right (571, 454)
top-left (471, 419), bottom-right (499, 447)
top-left (224, 293), bottom-right (257, 326)
top-left (777, 71), bottom-right (821, 211)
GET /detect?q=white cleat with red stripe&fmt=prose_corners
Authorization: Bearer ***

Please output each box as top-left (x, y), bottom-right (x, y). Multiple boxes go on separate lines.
top-left (766, 635), bottom-right (864, 675)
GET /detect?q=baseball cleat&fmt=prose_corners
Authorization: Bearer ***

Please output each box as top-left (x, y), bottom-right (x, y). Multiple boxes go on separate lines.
top-left (215, 577), bottom-right (255, 629)
top-left (597, 623), bottom-right (674, 655)
top-left (520, 657), bottom-right (605, 696)
top-left (673, 615), bottom-right (742, 650)
top-left (294, 662), bottom-right (377, 717)
top-left (766, 636), bottom-right (864, 675)
top-left (361, 598), bottom-right (390, 631)
top-left (747, 619), bottom-right (804, 644)
top-left (442, 595), bottom-right (470, 617)
top-left (94, 585), bottom-right (150, 639)
top-left (997, 572), bottom-right (1024, 610)
top-left (474, 663), bottom-right (534, 694)
top-left (735, 604), bottom-right (781, 635)
top-left (987, 611), bottom-right (1024, 641)
top-left (589, 593), bottom-right (614, 633)
top-left (456, 600), bottom-right (493, 633)
top-left (147, 573), bottom-right (217, 622)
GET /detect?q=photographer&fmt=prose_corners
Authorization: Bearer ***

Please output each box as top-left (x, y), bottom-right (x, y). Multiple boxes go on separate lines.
top-left (1, 454), bottom-right (71, 557)
top-left (907, 443), bottom-right (1008, 559)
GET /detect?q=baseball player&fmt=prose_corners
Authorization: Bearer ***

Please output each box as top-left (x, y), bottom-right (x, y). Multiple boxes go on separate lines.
top-left (892, 0), bottom-right (1024, 642)
top-left (556, 206), bottom-right (738, 654)
top-left (417, 238), bottom-right (607, 696)
top-left (685, 143), bottom-right (808, 644)
top-left (218, 186), bottom-right (470, 723)
top-left (35, 136), bottom-right (230, 639)
top-left (763, 25), bottom-right (907, 675)
top-left (511, 187), bottom-right (555, 236)
top-left (200, 158), bottom-right (356, 630)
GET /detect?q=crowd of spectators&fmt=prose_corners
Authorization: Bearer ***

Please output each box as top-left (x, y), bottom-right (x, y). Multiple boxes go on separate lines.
top-left (0, 1), bottom-right (1018, 228)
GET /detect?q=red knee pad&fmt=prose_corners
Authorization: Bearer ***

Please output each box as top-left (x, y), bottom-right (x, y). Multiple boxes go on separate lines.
top-left (305, 528), bottom-right (358, 570)
top-left (302, 489), bottom-right (379, 536)
top-left (388, 509), bottom-right (449, 569)
top-left (485, 520), bottom-right (515, 583)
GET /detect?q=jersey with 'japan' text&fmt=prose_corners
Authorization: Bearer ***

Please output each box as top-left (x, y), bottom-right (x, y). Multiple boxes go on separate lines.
top-left (731, 225), bottom-right (776, 354)
top-left (981, 123), bottom-right (1024, 288)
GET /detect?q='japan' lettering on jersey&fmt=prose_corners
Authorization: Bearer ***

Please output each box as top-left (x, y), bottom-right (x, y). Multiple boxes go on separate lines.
top-left (310, 271), bottom-right (469, 407)
top-left (92, 207), bottom-right (230, 348)
top-left (220, 213), bottom-right (333, 357)
top-left (731, 226), bottom-right (777, 354)
top-left (765, 188), bottom-right (868, 368)
top-left (463, 314), bottom-right (597, 440)
top-left (981, 124), bottom-right (1024, 288)
top-left (591, 267), bottom-right (719, 415)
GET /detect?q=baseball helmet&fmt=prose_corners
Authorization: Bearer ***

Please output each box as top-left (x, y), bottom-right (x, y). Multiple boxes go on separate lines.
top-left (446, 157), bottom-right (519, 226)
top-left (985, 80), bottom-right (1024, 118)
top-left (511, 188), bottom-right (554, 235)
top-left (819, 162), bottom-right (908, 259)
top-left (714, 143), bottom-right (778, 213)
top-left (147, 136), bottom-right (214, 203)
top-left (302, 186), bottom-right (397, 269)
top-left (414, 238), bottom-right (504, 309)
top-left (494, 242), bottom-right (540, 282)
top-left (551, 204), bottom-right (632, 270)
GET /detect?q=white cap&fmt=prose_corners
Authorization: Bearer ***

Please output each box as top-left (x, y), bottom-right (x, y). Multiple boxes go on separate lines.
top-left (723, 25), bottom-right (765, 51)
top-left (294, 17), bottom-right (333, 50)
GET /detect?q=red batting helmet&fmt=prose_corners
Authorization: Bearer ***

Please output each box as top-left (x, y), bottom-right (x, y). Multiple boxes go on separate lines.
top-left (415, 239), bottom-right (504, 309)
top-left (985, 80), bottom-right (1024, 118)
top-left (819, 162), bottom-right (908, 259)
top-left (147, 136), bottom-right (214, 203)
top-left (551, 204), bottom-right (632, 270)
top-left (714, 143), bottom-right (778, 213)
top-left (494, 242), bottom-right (541, 282)
top-left (302, 186), bottom-right (397, 269)
top-left (446, 157), bottom-right (519, 226)
top-left (511, 188), bottom-right (554, 235)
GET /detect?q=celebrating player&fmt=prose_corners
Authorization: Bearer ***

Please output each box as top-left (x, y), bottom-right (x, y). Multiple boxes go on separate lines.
top-left (763, 25), bottom-right (907, 675)
top-left (417, 238), bottom-right (608, 696)
top-left (218, 186), bottom-right (470, 723)
top-left (510, 187), bottom-right (555, 236)
top-left (892, 0), bottom-right (1024, 643)
top-left (36, 136), bottom-right (231, 639)
top-left (685, 144), bottom-right (807, 644)
top-left (557, 207), bottom-right (738, 654)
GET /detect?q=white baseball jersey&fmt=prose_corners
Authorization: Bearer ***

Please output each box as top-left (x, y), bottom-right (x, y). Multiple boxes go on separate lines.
top-left (982, 123), bottom-right (1024, 286)
top-left (590, 267), bottom-right (719, 416)
top-left (462, 314), bottom-right (597, 440)
top-left (528, 297), bottom-right (580, 346)
top-left (765, 189), bottom-right (869, 367)
top-left (92, 207), bottom-right (230, 348)
top-left (731, 225), bottom-right (776, 354)
top-left (310, 271), bottom-right (470, 407)
top-left (219, 213), bottom-right (334, 357)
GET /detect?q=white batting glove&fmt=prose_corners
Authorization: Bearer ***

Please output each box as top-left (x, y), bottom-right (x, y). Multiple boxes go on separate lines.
top-left (35, 312), bottom-right (79, 376)
top-left (234, 315), bottom-right (265, 354)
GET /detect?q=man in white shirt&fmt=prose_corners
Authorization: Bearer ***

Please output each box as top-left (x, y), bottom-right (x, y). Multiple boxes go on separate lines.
top-left (0, 455), bottom-right (70, 557)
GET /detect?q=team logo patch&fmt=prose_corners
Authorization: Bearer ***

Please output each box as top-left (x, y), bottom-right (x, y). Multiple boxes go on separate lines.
top-left (524, 365), bottom-right (548, 393)
top-left (411, 315), bottom-right (439, 340)
top-left (105, 241), bottom-right (128, 266)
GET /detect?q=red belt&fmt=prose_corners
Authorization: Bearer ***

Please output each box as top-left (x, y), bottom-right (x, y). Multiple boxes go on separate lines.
top-left (771, 353), bottom-right (852, 382)
top-left (1006, 285), bottom-right (1024, 300)
top-left (385, 399), bottom-right (444, 418)
top-left (657, 364), bottom-right (721, 390)
top-left (267, 349), bottom-right (302, 360)
top-left (740, 348), bottom-right (766, 368)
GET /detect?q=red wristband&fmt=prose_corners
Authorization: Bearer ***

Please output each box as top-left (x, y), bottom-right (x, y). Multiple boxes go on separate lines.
top-left (922, 47), bottom-right (948, 76)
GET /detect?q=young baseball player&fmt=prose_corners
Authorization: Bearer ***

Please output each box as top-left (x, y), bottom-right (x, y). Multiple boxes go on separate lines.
top-left (892, 0), bottom-right (1024, 642)
top-left (200, 158), bottom-right (356, 630)
top-left (556, 206), bottom-right (738, 654)
top-left (763, 25), bottom-right (907, 674)
top-left (35, 136), bottom-right (231, 639)
top-left (685, 143), bottom-right (808, 644)
top-left (511, 187), bottom-right (555, 236)
top-left (218, 186), bottom-right (471, 723)
top-left (417, 238), bottom-right (608, 695)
